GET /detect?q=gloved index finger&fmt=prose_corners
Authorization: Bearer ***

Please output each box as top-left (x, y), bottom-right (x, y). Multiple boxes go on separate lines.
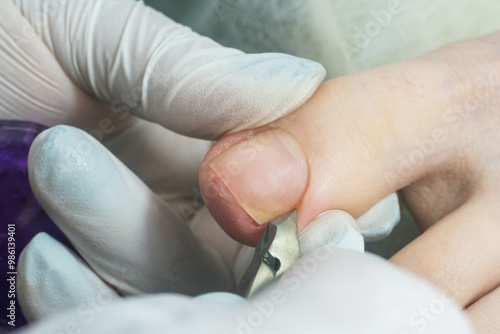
top-left (14, 0), bottom-right (326, 140)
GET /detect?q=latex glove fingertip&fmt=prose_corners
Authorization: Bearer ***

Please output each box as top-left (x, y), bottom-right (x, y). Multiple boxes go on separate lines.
top-left (18, 233), bottom-right (118, 322)
top-left (356, 193), bottom-right (401, 241)
top-left (299, 210), bottom-right (364, 256)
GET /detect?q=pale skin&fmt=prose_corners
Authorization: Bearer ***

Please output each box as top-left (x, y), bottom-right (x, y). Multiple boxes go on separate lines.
top-left (200, 32), bottom-right (500, 333)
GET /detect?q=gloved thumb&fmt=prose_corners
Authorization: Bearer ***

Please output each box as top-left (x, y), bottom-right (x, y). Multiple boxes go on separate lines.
top-left (14, 0), bottom-right (326, 139)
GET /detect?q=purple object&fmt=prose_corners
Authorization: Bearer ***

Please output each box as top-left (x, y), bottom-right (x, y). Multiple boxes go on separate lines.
top-left (0, 121), bottom-right (72, 331)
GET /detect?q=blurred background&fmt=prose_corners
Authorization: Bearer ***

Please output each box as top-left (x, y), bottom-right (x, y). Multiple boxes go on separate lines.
top-left (145, 0), bottom-right (500, 77)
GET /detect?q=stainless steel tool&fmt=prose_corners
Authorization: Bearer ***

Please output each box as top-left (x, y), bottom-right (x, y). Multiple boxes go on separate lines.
top-left (236, 210), bottom-right (301, 298)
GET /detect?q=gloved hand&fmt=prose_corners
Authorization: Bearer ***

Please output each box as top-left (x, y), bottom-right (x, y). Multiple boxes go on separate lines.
top-left (1, 0), bottom-right (327, 198)
top-left (17, 246), bottom-right (473, 334)
top-left (0, 0), bottom-right (399, 330)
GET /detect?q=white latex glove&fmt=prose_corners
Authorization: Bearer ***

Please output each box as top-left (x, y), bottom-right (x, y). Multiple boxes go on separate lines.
top-left (17, 248), bottom-right (473, 334)
top-left (1, 0), bottom-right (326, 200)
